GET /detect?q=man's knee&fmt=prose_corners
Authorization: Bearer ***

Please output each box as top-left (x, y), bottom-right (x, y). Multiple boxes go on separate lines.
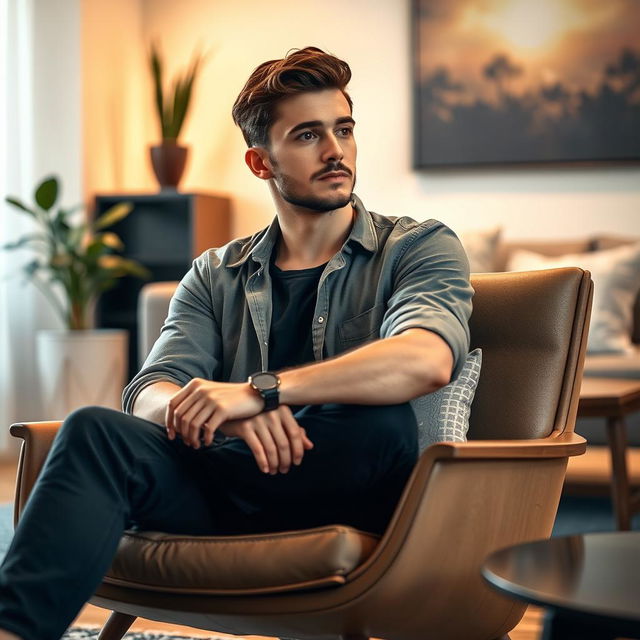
top-left (59, 405), bottom-right (127, 445)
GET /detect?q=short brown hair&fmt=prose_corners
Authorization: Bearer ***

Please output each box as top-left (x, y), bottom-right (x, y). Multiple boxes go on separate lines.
top-left (232, 47), bottom-right (353, 148)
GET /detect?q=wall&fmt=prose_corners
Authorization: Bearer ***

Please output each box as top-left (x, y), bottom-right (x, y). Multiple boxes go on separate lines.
top-left (84, 0), bottom-right (639, 241)
top-left (81, 0), bottom-right (152, 200)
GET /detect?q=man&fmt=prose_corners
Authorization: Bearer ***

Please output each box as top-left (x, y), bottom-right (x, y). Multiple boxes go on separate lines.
top-left (0, 47), bottom-right (472, 640)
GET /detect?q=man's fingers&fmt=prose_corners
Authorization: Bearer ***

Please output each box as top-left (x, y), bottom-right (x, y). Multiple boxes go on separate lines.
top-left (173, 395), bottom-right (202, 435)
top-left (242, 429), bottom-right (270, 474)
top-left (281, 411), bottom-right (304, 466)
top-left (165, 380), bottom-right (197, 429)
top-left (254, 421), bottom-right (280, 474)
top-left (186, 422), bottom-right (203, 449)
top-left (188, 405), bottom-right (219, 447)
top-left (302, 428), bottom-right (314, 450)
top-left (267, 417), bottom-right (293, 473)
top-left (174, 399), bottom-right (205, 444)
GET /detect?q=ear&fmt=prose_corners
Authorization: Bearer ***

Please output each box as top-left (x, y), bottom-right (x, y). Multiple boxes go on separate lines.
top-left (245, 147), bottom-right (274, 180)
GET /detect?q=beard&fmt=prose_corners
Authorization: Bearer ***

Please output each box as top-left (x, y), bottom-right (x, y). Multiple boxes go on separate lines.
top-left (270, 158), bottom-right (356, 213)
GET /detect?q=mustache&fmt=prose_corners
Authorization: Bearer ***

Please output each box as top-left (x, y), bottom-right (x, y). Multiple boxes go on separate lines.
top-left (312, 162), bottom-right (353, 180)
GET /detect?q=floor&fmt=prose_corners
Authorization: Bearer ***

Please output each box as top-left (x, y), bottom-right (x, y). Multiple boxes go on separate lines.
top-left (0, 456), bottom-right (543, 639)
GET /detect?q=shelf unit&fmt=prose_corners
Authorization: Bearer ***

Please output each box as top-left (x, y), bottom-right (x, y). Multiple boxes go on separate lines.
top-left (94, 192), bottom-right (231, 381)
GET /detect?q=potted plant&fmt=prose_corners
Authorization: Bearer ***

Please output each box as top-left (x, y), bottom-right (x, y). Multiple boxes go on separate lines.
top-left (149, 42), bottom-right (206, 190)
top-left (3, 175), bottom-right (149, 417)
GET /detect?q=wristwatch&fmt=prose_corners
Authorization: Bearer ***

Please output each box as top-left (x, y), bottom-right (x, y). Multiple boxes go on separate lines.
top-left (248, 371), bottom-right (281, 411)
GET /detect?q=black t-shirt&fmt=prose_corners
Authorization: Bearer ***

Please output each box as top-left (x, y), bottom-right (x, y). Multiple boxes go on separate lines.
top-left (269, 259), bottom-right (326, 372)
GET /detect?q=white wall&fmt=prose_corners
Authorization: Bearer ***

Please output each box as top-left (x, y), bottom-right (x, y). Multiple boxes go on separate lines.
top-left (81, 0), bottom-right (150, 201)
top-left (93, 0), bottom-right (640, 241)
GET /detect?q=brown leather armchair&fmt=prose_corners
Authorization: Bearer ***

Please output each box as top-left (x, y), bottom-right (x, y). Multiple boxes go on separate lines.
top-left (10, 267), bottom-right (592, 640)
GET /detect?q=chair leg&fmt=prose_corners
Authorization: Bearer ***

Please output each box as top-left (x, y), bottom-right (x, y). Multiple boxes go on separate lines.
top-left (97, 611), bottom-right (137, 640)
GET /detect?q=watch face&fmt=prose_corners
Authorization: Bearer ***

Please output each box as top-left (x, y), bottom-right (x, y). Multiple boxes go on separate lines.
top-left (251, 372), bottom-right (279, 390)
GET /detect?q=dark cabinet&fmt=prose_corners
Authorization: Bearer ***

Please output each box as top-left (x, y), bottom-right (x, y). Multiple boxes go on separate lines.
top-left (94, 192), bottom-right (231, 381)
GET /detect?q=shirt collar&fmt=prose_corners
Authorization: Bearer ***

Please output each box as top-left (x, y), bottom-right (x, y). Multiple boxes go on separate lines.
top-left (227, 192), bottom-right (377, 268)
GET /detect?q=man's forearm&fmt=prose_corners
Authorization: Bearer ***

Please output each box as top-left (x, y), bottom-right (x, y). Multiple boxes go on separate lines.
top-left (132, 381), bottom-right (181, 425)
top-left (279, 328), bottom-right (453, 407)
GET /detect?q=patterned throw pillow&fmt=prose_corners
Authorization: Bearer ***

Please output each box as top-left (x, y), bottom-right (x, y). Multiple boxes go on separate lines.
top-left (410, 348), bottom-right (482, 452)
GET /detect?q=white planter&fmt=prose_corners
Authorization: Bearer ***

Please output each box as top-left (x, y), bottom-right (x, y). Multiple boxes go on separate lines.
top-left (36, 329), bottom-right (128, 419)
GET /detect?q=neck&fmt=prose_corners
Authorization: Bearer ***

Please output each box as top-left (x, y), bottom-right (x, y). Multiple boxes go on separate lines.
top-left (273, 199), bottom-right (355, 270)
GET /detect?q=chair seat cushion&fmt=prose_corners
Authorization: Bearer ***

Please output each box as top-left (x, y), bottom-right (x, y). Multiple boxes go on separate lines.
top-left (105, 524), bottom-right (380, 595)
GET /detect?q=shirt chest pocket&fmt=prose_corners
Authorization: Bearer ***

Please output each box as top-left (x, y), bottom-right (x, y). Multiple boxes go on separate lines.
top-left (338, 303), bottom-right (385, 349)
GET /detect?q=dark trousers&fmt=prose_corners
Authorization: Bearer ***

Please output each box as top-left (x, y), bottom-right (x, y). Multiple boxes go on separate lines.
top-left (0, 402), bottom-right (417, 640)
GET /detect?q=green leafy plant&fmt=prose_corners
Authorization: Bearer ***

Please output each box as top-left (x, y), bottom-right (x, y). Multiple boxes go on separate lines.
top-left (3, 175), bottom-right (150, 330)
top-left (150, 42), bottom-right (206, 141)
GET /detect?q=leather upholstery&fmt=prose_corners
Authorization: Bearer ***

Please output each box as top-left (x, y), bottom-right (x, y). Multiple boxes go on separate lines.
top-left (106, 525), bottom-right (379, 595)
top-left (11, 267), bottom-right (593, 640)
top-left (468, 269), bottom-right (590, 440)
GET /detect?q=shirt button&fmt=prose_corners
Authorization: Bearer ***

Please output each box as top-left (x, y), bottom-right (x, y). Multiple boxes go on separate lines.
top-left (317, 316), bottom-right (325, 324)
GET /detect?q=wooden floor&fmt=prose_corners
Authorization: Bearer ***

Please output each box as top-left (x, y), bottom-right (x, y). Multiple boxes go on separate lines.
top-left (0, 457), bottom-right (544, 639)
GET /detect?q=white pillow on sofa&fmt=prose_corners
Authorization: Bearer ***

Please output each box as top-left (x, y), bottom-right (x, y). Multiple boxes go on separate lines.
top-left (459, 227), bottom-right (502, 273)
top-left (508, 243), bottom-right (640, 354)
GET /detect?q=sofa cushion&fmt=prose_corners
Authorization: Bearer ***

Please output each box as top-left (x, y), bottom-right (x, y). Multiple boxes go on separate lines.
top-left (592, 236), bottom-right (640, 344)
top-left (411, 348), bottom-right (482, 451)
top-left (459, 227), bottom-right (502, 272)
top-left (105, 524), bottom-right (379, 595)
top-left (496, 239), bottom-right (592, 272)
top-left (508, 243), bottom-right (640, 354)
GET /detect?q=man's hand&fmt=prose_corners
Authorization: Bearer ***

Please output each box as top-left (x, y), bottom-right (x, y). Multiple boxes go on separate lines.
top-left (220, 406), bottom-right (314, 474)
top-left (166, 378), bottom-right (263, 446)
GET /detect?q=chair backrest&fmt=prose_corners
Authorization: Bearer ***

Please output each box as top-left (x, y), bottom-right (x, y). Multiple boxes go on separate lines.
top-left (468, 268), bottom-right (592, 441)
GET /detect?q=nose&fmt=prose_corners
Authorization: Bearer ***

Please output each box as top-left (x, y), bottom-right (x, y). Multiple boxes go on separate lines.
top-left (321, 133), bottom-right (344, 164)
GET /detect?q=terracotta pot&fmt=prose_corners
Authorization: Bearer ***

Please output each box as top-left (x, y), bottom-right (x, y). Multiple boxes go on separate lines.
top-left (150, 141), bottom-right (188, 190)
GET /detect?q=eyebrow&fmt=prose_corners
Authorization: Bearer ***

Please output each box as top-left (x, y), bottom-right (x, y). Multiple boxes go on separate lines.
top-left (288, 116), bottom-right (356, 136)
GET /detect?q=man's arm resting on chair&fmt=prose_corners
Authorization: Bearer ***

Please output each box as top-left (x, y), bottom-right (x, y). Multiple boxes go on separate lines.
top-left (132, 328), bottom-right (451, 475)
top-left (135, 327), bottom-right (451, 443)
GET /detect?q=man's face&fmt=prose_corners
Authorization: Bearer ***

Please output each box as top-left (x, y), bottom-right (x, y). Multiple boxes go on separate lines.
top-left (264, 88), bottom-right (357, 213)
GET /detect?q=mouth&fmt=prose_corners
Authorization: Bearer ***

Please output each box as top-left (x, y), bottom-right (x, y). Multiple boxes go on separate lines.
top-left (317, 171), bottom-right (350, 181)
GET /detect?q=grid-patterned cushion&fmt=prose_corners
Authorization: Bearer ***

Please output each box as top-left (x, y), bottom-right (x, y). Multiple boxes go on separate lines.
top-left (410, 349), bottom-right (482, 451)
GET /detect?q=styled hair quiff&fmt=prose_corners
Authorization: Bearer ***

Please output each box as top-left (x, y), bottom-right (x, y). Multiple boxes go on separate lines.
top-left (232, 47), bottom-right (353, 148)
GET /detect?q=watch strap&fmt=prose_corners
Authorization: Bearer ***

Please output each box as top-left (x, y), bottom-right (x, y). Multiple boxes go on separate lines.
top-left (261, 386), bottom-right (279, 411)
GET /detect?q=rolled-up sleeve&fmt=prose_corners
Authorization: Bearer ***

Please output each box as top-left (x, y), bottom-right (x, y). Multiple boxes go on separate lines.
top-left (122, 251), bottom-right (222, 414)
top-left (379, 222), bottom-right (473, 378)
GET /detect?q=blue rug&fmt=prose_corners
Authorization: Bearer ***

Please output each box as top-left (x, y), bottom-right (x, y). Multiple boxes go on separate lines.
top-left (551, 494), bottom-right (640, 535)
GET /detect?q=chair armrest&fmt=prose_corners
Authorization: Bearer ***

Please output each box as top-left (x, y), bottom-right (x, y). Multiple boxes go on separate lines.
top-left (9, 421), bottom-right (63, 525)
top-left (427, 432), bottom-right (587, 460)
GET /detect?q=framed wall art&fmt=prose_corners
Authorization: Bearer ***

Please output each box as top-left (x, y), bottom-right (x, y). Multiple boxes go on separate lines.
top-left (413, 0), bottom-right (640, 167)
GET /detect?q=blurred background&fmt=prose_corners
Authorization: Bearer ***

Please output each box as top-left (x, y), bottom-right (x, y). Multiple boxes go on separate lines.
top-left (0, 0), bottom-right (638, 452)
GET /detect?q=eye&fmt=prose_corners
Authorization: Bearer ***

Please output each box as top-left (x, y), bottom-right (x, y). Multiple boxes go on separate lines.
top-left (296, 131), bottom-right (317, 141)
top-left (337, 127), bottom-right (354, 137)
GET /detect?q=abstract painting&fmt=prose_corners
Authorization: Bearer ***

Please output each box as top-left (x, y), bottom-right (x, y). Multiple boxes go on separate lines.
top-left (413, 0), bottom-right (640, 167)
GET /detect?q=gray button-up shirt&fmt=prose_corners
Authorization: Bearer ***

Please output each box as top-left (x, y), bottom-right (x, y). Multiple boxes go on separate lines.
top-left (122, 194), bottom-right (473, 414)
